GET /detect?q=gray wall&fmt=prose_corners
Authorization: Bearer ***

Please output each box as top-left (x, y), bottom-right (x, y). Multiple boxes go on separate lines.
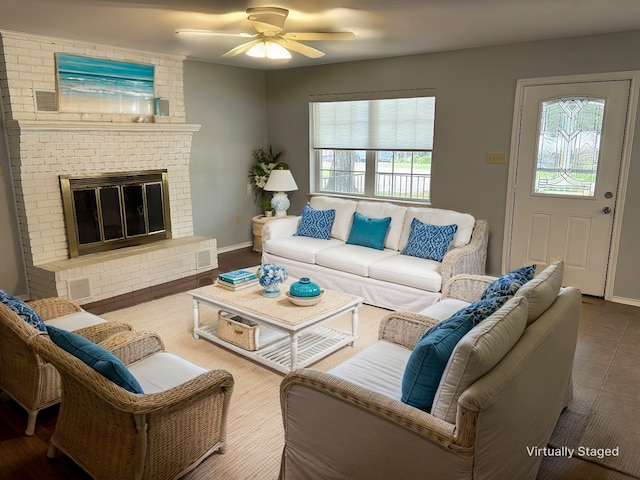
top-left (184, 61), bottom-right (268, 250)
top-left (264, 30), bottom-right (640, 302)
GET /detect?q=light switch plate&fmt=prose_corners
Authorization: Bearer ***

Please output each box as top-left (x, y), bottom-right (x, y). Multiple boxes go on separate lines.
top-left (486, 152), bottom-right (507, 164)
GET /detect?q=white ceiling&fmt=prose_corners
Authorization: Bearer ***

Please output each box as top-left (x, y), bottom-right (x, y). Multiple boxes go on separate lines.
top-left (2, 0), bottom-right (640, 70)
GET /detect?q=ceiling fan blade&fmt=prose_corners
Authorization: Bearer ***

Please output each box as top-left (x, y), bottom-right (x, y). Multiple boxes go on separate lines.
top-left (175, 29), bottom-right (255, 38)
top-left (221, 39), bottom-right (263, 58)
top-left (283, 32), bottom-right (355, 41)
top-left (272, 38), bottom-right (324, 59)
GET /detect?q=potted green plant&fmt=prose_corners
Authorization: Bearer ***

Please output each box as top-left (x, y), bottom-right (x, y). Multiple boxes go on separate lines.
top-left (249, 145), bottom-right (287, 216)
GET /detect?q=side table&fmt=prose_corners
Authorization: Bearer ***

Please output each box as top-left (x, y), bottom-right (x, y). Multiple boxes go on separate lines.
top-left (252, 215), bottom-right (291, 252)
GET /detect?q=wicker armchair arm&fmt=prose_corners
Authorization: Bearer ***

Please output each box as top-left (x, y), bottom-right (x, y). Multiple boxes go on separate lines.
top-left (74, 321), bottom-right (133, 344)
top-left (281, 369), bottom-right (472, 456)
top-left (378, 311), bottom-right (439, 349)
top-left (442, 274), bottom-right (497, 303)
top-left (28, 297), bottom-right (82, 320)
top-left (440, 219), bottom-right (489, 288)
top-left (98, 330), bottom-right (165, 365)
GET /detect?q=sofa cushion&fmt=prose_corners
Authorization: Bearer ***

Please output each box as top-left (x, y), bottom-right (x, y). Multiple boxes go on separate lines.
top-left (45, 310), bottom-right (106, 331)
top-left (515, 261), bottom-right (564, 325)
top-left (128, 352), bottom-right (207, 394)
top-left (316, 243), bottom-right (398, 277)
top-left (309, 196), bottom-right (357, 241)
top-left (46, 325), bottom-right (143, 394)
top-left (264, 236), bottom-right (343, 264)
top-left (0, 290), bottom-right (46, 333)
top-left (401, 218), bottom-right (458, 262)
top-left (356, 201), bottom-right (408, 250)
top-left (400, 207), bottom-right (475, 250)
top-left (401, 311), bottom-right (475, 410)
top-left (346, 212), bottom-right (392, 250)
top-left (328, 340), bottom-right (411, 401)
top-left (368, 254), bottom-right (443, 292)
top-left (431, 296), bottom-right (528, 423)
top-left (481, 264), bottom-right (536, 300)
top-left (295, 204), bottom-right (336, 240)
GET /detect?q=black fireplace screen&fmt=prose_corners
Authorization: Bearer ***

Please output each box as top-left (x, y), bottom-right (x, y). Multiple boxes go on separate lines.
top-left (60, 170), bottom-right (172, 257)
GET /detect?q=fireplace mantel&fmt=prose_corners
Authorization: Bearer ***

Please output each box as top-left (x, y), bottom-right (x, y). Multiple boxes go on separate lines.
top-left (8, 120), bottom-right (201, 133)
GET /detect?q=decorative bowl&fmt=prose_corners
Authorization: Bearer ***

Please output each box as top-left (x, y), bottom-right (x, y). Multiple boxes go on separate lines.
top-left (286, 290), bottom-right (324, 307)
top-left (289, 277), bottom-right (321, 298)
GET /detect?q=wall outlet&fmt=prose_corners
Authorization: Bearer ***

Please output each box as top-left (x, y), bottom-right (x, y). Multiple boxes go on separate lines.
top-left (486, 152), bottom-right (507, 164)
top-left (235, 214), bottom-right (241, 224)
top-left (246, 183), bottom-right (252, 196)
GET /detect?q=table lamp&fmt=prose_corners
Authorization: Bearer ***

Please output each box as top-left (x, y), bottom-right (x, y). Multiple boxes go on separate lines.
top-left (264, 168), bottom-right (298, 216)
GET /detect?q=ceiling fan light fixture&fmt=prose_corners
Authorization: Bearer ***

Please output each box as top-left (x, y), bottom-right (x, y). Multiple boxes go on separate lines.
top-left (246, 40), bottom-right (291, 60)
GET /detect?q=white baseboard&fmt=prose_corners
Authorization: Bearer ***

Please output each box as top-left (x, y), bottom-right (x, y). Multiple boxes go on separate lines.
top-left (610, 296), bottom-right (640, 307)
top-left (217, 242), bottom-right (253, 254)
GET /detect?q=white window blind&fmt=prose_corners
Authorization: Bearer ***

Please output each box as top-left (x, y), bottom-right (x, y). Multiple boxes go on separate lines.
top-left (312, 96), bottom-right (435, 150)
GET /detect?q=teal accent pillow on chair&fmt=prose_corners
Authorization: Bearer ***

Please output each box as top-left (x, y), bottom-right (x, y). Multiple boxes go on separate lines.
top-left (0, 290), bottom-right (46, 332)
top-left (46, 325), bottom-right (144, 394)
top-left (346, 212), bottom-right (392, 250)
top-left (401, 311), bottom-right (475, 410)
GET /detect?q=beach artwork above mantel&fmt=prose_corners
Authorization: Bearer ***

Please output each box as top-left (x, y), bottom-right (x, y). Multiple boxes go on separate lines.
top-left (56, 54), bottom-right (155, 115)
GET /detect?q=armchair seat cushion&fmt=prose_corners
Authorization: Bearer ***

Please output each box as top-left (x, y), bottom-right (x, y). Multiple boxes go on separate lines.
top-left (45, 310), bottom-right (106, 331)
top-left (128, 352), bottom-right (207, 393)
top-left (328, 340), bottom-right (410, 401)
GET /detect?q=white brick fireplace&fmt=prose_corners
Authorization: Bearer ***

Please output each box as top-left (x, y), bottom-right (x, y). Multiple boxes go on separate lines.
top-left (0, 31), bottom-right (217, 303)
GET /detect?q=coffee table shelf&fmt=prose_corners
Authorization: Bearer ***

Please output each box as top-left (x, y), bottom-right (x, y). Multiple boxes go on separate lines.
top-left (196, 319), bottom-right (353, 373)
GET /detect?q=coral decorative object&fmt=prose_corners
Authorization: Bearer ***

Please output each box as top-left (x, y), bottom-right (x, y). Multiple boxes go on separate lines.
top-left (257, 263), bottom-right (288, 297)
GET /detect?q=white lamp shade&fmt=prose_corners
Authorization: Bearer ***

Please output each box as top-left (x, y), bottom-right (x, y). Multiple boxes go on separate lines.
top-left (264, 169), bottom-right (298, 192)
top-left (246, 41), bottom-right (292, 60)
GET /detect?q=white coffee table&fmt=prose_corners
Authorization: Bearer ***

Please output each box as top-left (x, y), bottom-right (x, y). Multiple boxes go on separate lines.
top-left (189, 282), bottom-right (362, 374)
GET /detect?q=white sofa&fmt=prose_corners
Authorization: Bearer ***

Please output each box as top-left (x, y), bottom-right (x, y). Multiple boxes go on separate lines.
top-left (279, 262), bottom-right (581, 480)
top-left (262, 196), bottom-right (489, 311)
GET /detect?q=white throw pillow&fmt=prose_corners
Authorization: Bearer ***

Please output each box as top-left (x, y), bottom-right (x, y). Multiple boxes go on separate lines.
top-left (431, 296), bottom-right (528, 424)
top-left (309, 196), bottom-right (357, 241)
top-left (515, 261), bottom-right (564, 325)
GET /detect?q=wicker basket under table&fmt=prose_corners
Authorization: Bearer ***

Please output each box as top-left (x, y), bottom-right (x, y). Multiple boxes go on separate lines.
top-left (217, 310), bottom-right (259, 351)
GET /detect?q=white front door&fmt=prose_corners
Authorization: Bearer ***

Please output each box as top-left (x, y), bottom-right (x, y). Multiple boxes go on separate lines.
top-left (506, 79), bottom-right (632, 296)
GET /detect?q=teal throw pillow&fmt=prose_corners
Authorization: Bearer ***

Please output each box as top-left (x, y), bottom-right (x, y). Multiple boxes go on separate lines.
top-left (0, 290), bottom-right (46, 333)
top-left (401, 218), bottom-right (458, 262)
top-left (481, 265), bottom-right (537, 300)
top-left (401, 311), bottom-right (475, 410)
top-left (295, 204), bottom-right (336, 240)
top-left (46, 325), bottom-right (144, 394)
top-left (420, 295), bottom-right (511, 340)
top-left (346, 212), bottom-right (392, 250)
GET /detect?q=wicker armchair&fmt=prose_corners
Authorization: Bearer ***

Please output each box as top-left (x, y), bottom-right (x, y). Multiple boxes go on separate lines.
top-left (29, 329), bottom-right (234, 480)
top-left (0, 297), bottom-right (132, 435)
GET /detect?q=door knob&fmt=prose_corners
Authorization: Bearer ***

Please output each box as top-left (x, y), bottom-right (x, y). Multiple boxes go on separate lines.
top-left (602, 207), bottom-right (612, 214)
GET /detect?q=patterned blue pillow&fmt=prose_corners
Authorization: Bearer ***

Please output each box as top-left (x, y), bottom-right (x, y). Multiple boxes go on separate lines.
top-left (346, 212), bottom-right (392, 250)
top-left (402, 311), bottom-right (475, 409)
top-left (0, 290), bottom-right (46, 333)
top-left (295, 205), bottom-right (336, 240)
top-left (46, 325), bottom-right (144, 394)
top-left (420, 295), bottom-right (511, 340)
top-left (481, 265), bottom-right (537, 300)
top-left (401, 219), bottom-right (458, 262)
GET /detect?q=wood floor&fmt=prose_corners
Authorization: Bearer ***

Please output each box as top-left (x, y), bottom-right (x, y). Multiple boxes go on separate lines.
top-left (0, 247), bottom-right (261, 480)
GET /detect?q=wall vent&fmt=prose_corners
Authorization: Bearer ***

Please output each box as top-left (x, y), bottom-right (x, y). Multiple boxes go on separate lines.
top-left (35, 91), bottom-right (57, 112)
top-left (196, 249), bottom-right (213, 270)
top-left (67, 277), bottom-right (91, 301)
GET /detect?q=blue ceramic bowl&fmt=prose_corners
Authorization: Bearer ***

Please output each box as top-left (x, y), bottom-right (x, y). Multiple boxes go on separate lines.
top-left (289, 277), bottom-right (321, 298)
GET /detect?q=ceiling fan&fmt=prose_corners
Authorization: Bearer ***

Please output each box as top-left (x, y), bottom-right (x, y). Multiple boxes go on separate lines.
top-left (176, 6), bottom-right (355, 60)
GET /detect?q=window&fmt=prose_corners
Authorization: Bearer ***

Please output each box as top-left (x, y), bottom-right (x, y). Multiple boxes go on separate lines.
top-left (311, 95), bottom-right (435, 201)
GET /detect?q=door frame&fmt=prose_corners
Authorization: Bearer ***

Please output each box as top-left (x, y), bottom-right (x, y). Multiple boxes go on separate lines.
top-left (502, 71), bottom-right (640, 301)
